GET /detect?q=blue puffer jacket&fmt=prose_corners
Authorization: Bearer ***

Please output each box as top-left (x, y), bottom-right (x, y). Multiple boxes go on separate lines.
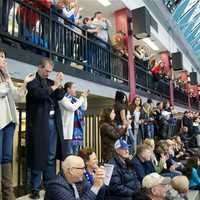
top-left (44, 171), bottom-right (99, 200)
top-left (105, 156), bottom-right (140, 200)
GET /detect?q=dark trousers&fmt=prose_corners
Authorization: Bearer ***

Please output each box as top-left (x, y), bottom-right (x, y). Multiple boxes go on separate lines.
top-left (31, 118), bottom-right (57, 191)
top-left (0, 0), bottom-right (13, 32)
top-left (0, 122), bottom-right (15, 164)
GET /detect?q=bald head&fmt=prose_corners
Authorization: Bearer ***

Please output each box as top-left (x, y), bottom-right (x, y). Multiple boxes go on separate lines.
top-left (62, 156), bottom-right (85, 183)
top-left (62, 155), bottom-right (85, 171)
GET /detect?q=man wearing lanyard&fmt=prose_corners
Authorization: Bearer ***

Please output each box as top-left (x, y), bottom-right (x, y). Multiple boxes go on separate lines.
top-left (26, 58), bottom-right (65, 199)
top-left (44, 155), bottom-right (105, 200)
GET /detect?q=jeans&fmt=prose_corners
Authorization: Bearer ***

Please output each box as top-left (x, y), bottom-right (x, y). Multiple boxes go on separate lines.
top-left (72, 144), bottom-right (81, 155)
top-left (144, 124), bottom-right (154, 138)
top-left (0, 122), bottom-right (15, 164)
top-left (31, 118), bottom-right (57, 191)
top-left (161, 170), bottom-right (182, 178)
top-left (65, 139), bottom-right (81, 155)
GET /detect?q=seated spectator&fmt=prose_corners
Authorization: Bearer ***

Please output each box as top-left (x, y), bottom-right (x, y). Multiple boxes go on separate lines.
top-left (131, 144), bottom-right (154, 183)
top-left (131, 191), bottom-right (151, 200)
top-left (100, 108), bottom-right (125, 162)
top-left (183, 156), bottom-right (200, 190)
top-left (170, 176), bottom-right (189, 199)
top-left (172, 136), bottom-right (186, 160)
top-left (44, 155), bottom-right (105, 200)
top-left (78, 148), bottom-right (98, 185)
top-left (157, 141), bottom-right (182, 177)
top-left (144, 139), bottom-right (166, 174)
top-left (142, 173), bottom-right (171, 200)
top-left (106, 139), bottom-right (140, 199)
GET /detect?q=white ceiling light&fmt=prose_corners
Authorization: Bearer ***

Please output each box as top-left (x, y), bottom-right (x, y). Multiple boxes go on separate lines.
top-left (97, 0), bottom-right (111, 7)
top-left (142, 38), bottom-right (159, 51)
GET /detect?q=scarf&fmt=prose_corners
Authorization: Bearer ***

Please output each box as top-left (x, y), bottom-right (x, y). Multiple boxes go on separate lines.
top-left (67, 95), bottom-right (85, 146)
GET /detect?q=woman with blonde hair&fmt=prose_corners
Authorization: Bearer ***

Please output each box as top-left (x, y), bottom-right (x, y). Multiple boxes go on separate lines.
top-left (140, 102), bottom-right (155, 139)
top-left (144, 138), bottom-right (166, 174)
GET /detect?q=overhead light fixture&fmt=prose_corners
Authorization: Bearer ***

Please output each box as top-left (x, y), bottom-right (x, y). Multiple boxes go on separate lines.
top-left (97, 0), bottom-right (111, 7)
top-left (142, 38), bottom-right (159, 51)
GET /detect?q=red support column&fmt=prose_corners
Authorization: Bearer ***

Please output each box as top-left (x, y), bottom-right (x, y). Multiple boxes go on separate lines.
top-left (169, 78), bottom-right (174, 107)
top-left (114, 8), bottom-right (136, 101)
top-left (127, 11), bottom-right (136, 102)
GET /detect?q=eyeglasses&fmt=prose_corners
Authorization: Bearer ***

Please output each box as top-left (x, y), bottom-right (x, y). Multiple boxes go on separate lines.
top-left (71, 167), bottom-right (85, 170)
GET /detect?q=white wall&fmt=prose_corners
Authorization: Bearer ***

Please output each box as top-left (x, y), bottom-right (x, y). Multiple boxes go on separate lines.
top-left (7, 58), bottom-right (126, 99)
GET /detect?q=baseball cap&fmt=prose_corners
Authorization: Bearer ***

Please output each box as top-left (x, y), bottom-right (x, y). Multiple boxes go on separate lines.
top-left (114, 139), bottom-right (129, 150)
top-left (142, 173), bottom-right (171, 189)
top-left (171, 176), bottom-right (189, 193)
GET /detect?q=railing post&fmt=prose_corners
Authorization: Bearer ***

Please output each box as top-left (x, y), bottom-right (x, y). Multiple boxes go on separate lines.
top-left (169, 68), bottom-right (174, 107)
top-left (188, 92), bottom-right (191, 110)
top-left (127, 11), bottom-right (136, 102)
top-left (198, 94), bottom-right (200, 112)
top-left (49, 6), bottom-right (52, 59)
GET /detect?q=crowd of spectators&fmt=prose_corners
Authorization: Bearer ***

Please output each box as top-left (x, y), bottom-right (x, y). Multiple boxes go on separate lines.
top-left (0, 41), bottom-right (200, 200)
top-left (0, 1), bottom-right (200, 200)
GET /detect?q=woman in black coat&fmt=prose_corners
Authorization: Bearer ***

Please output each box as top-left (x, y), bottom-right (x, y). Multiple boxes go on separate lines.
top-left (100, 107), bottom-right (125, 162)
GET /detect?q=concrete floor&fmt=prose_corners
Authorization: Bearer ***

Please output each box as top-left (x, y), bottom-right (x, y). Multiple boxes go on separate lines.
top-left (17, 191), bottom-right (45, 200)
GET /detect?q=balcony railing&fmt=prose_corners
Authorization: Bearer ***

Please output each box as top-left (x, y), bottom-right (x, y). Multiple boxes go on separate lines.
top-left (0, 0), bottom-right (128, 84)
top-left (135, 60), bottom-right (170, 99)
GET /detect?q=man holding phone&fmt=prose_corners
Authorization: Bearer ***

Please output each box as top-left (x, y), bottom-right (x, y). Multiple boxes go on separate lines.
top-left (59, 82), bottom-right (88, 156)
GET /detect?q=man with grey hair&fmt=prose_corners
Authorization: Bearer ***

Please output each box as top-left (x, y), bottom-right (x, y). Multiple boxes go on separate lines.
top-left (44, 155), bottom-right (105, 200)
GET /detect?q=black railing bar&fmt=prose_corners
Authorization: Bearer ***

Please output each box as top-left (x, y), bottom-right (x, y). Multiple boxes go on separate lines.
top-left (14, 0), bottom-right (128, 58)
top-left (136, 83), bottom-right (169, 98)
top-left (52, 53), bottom-right (128, 82)
top-left (51, 21), bottom-right (128, 64)
top-left (11, 2), bottom-right (16, 37)
top-left (0, 31), bottom-right (49, 52)
top-left (14, 0), bottom-right (128, 63)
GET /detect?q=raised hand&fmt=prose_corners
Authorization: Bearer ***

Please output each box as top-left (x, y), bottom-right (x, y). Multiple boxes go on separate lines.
top-left (81, 89), bottom-right (89, 97)
top-left (93, 166), bottom-right (105, 188)
top-left (24, 73), bottom-right (35, 84)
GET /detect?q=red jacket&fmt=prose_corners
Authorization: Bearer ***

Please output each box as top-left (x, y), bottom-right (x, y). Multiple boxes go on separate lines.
top-left (17, 0), bottom-right (51, 28)
top-left (150, 64), bottom-right (160, 74)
